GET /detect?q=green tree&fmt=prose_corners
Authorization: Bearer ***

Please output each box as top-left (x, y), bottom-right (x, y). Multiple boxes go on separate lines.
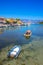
top-left (6, 20), bottom-right (10, 24)
top-left (16, 18), bottom-right (20, 21)
top-left (39, 21), bottom-right (43, 24)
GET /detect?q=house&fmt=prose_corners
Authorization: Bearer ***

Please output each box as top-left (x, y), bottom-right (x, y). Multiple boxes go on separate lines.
top-left (0, 17), bottom-right (6, 24)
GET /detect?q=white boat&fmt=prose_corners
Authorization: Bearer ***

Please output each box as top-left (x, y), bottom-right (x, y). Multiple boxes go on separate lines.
top-left (7, 45), bottom-right (21, 58)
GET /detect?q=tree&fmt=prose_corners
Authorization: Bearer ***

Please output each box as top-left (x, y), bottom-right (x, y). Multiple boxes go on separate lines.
top-left (39, 21), bottom-right (43, 24)
top-left (16, 18), bottom-right (20, 21)
top-left (6, 20), bottom-right (10, 24)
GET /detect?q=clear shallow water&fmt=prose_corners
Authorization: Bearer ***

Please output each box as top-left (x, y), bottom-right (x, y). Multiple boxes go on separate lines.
top-left (0, 24), bottom-right (43, 49)
top-left (0, 24), bottom-right (43, 65)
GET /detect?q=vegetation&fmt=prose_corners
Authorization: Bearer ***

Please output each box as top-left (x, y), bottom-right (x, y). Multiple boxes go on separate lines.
top-left (5, 18), bottom-right (21, 24)
top-left (13, 21), bottom-right (17, 24)
top-left (6, 20), bottom-right (10, 24)
top-left (16, 18), bottom-right (20, 21)
top-left (39, 21), bottom-right (43, 24)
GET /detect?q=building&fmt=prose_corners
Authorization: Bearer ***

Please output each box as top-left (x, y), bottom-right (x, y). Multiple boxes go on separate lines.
top-left (0, 17), bottom-right (6, 24)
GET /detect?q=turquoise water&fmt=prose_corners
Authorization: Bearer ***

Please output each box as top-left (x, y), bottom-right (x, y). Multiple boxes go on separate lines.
top-left (0, 24), bottom-right (43, 49)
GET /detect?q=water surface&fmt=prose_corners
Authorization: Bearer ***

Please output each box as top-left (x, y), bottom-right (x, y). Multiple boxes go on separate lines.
top-left (0, 24), bottom-right (43, 49)
top-left (0, 24), bottom-right (43, 65)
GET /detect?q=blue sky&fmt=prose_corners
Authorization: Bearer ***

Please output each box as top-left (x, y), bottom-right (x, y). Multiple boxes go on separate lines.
top-left (0, 0), bottom-right (43, 20)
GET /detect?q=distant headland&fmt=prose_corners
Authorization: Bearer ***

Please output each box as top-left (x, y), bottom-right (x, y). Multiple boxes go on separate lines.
top-left (0, 17), bottom-right (43, 27)
top-left (0, 17), bottom-right (32, 27)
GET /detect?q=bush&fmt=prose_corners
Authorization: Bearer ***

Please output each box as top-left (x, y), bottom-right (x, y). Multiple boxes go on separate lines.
top-left (16, 18), bottom-right (20, 21)
top-left (6, 20), bottom-right (10, 24)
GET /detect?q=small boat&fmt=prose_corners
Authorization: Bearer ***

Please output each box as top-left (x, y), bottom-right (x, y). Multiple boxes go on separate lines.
top-left (24, 30), bottom-right (32, 38)
top-left (7, 45), bottom-right (21, 58)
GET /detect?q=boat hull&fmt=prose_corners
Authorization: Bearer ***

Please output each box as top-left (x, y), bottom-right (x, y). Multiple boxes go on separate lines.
top-left (7, 45), bottom-right (21, 58)
top-left (24, 32), bottom-right (32, 39)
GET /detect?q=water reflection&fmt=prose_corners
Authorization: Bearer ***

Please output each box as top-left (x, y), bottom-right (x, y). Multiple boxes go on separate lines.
top-left (0, 24), bottom-right (43, 65)
top-left (0, 24), bottom-right (43, 49)
top-left (0, 26), bottom-right (20, 34)
top-left (0, 28), bottom-right (4, 34)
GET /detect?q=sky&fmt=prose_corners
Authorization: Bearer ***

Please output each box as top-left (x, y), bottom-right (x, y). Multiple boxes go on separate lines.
top-left (0, 0), bottom-right (43, 20)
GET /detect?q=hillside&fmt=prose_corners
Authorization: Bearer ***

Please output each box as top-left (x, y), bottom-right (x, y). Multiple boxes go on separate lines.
top-left (39, 21), bottom-right (43, 24)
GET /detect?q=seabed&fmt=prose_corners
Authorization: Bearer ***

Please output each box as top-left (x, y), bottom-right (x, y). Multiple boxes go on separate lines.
top-left (0, 38), bottom-right (43, 65)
